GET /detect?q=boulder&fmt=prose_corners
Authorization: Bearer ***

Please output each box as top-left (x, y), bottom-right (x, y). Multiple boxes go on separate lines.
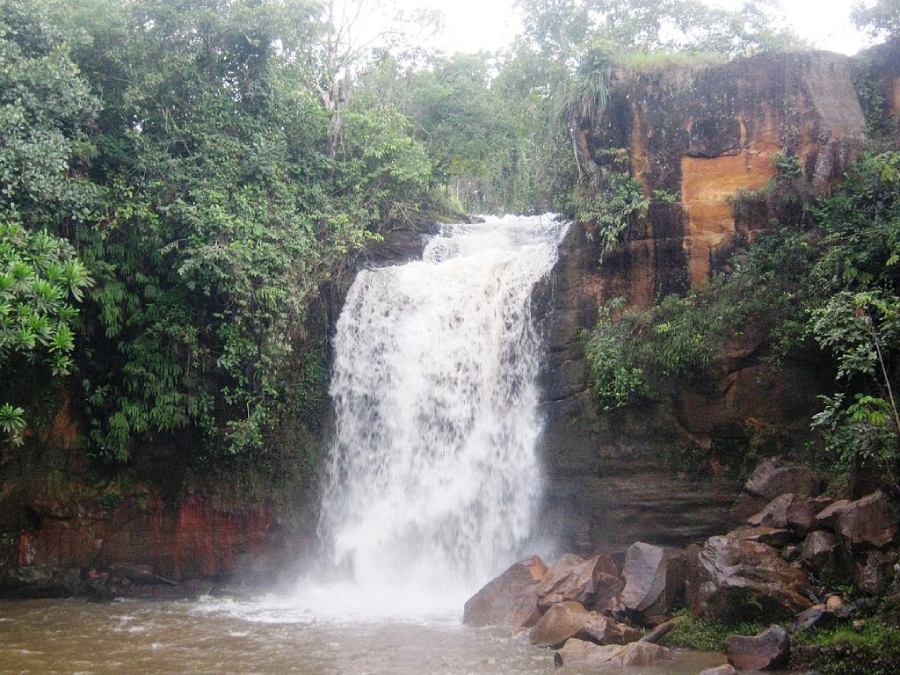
top-left (745, 460), bottom-right (823, 501)
top-left (614, 641), bottom-right (673, 667)
top-left (698, 666), bottom-right (736, 675)
top-left (815, 499), bottom-right (851, 530)
top-left (553, 639), bottom-right (672, 668)
top-left (838, 491), bottom-right (899, 550)
top-left (529, 601), bottom-right (640, 648)
top-left (725, 625), bottom-right (790, 671)
top-left (462, 556), bottom-right (547, 628)
top-left (553, 639), bottom-right (620, 667)
top-left (801, 531), bottom-right (839, 576)
top-left (619, 542), bottom-right (685, 624)
top-left (748, 494), bottom-right (815, 536)
top-left (537, 553), bottom-right (619, 609)
top-left (686, 533), bottom-right (812, 621)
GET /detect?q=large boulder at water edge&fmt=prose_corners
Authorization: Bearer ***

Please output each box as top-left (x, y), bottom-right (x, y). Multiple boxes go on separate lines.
top-left (536, 553), bottom-right (620, 610)
top-left (528, 601), bottom-right (640, 648)
top-left (619, 542), bottom-right (685, 624)
top-left (837, 490), bottom-right (899, 550)
top-left (462, 556), bottom-right (547, 628)
top-left (553, 638), bottom-right (672, 668)
top-left (686, 531), bottom-right (812, 621)
top-left (725, 625), bottom-right (790, 671)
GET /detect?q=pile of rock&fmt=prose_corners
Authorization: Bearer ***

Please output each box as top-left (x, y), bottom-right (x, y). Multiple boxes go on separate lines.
top-left (462, 545), bottom-right (680, 667)
top-left (464, 457), bottom-right (900, 671)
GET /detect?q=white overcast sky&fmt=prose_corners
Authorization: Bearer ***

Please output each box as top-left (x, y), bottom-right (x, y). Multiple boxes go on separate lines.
top-left (393, 0), bottom-right (874, 56)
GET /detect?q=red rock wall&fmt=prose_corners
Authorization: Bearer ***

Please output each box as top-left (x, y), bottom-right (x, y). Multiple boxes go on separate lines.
top-left (537, 50), bottom-right (882, 552)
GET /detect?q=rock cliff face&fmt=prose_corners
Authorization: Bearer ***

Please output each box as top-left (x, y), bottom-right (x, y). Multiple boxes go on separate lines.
top-left (536, 49), bottom-right (886, 552)
top-left (577, 51), bottom-right (866, 305)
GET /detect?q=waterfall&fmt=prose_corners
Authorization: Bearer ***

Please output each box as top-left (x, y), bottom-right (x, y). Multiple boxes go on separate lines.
top-left (310, 214), bottom-right (567, 617)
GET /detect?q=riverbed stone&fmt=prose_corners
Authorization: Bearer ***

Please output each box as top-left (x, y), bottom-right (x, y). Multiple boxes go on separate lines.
top-left (552, 639), bottom-right (672, 668)
top-left (529, 601), bottom-right (639, 648)
top-left (698, 665), bottom-right (736, 675)
top-left (725, 625), bottom-right (790, 670)
top-left (553, 639), bottom-right (620, 667)
top-left (462, 556), bottom-right (547, 628)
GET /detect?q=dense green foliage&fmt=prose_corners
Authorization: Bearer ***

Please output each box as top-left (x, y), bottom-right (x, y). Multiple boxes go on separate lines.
top-left (583, 151), bottom-right (900, 489)
top-left (793, 620), bottom-right (900, 675)
top-left (0, 0), bottom-right (444, 458)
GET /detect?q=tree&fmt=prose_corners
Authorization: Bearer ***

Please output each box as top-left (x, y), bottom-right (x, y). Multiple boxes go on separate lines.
top-left (0, 0), bottom-right (96, 445)
top-left (853, 0), bottom-right (900, 40)
top-left (516, 0), bottom-right (801, 59)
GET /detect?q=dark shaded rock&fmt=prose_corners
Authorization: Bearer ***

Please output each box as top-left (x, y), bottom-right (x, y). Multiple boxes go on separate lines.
top-left (801, 531), bottom-right (839, 576)
top-left (783, 545), bottom-right (802, 562)
top-left (734, 526), bottom-right (792, 549)
top-left (686, 533), bottom-right (812, 621)
top-left (729, 493), bottom-right (769, 526)
top-left (748, 494), bottom-right (816, 536)
top-left (620, 542), bottom-right (685, 624)
top-left (108, 563), bottom-right (155, 585)
top-left (834, 597), bottom-right (878, 620)
top-left (814, 499), bottom-right (851, 531)
top-left (789, 606), bottom-right (836, 634)
top-left (463, 556), bottom-right (547, 628)
top-left (855, 550), bottom-right (896, 595)
top-left (590, 563), bottom-right (626, 614)
top-left (725, 625), bottom-right (790, 671)
top-left (838, 491), bottom-right (899, 550)
top-left (537, 553), bottom-right (619, 609)
top-left (530, 601), bottom-right (640, 648)
top-left (745, 461), bottom-right (823, 501)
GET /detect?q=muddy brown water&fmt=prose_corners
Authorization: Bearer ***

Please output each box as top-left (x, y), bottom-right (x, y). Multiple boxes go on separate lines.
top-left (0, 597), bottom-right (737, 675)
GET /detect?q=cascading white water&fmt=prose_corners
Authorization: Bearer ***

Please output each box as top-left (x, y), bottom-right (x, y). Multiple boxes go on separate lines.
top-left (309, 214), bottom-right (567, 617)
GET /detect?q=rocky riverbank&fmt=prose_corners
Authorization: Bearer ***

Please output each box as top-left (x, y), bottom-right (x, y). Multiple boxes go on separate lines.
top-left (464, 458), bottom-right (900, 672)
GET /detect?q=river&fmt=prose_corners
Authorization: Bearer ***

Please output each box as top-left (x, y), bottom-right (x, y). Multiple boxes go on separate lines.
top-left (0, 597), bottom-right (730, 674)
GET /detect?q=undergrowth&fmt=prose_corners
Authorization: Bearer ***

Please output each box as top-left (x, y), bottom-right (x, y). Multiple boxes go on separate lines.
top-left (660, 610), bottom-right (765, 652)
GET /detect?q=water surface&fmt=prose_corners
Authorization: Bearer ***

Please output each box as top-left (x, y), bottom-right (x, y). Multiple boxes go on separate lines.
top-left (0, 598), bottom-right (730, 675)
